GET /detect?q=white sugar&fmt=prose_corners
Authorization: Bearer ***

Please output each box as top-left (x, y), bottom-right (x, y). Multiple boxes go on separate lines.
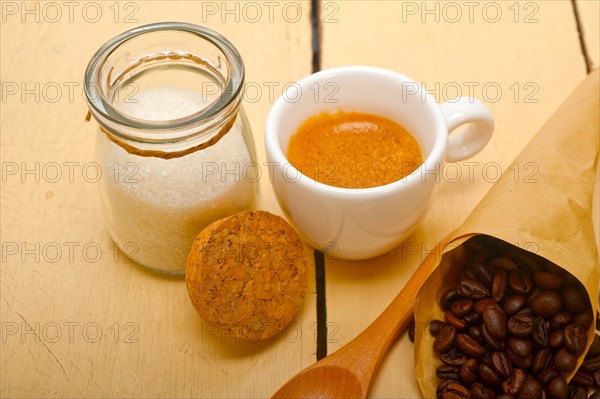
top-left (96, 87), bottom-right (257, 272)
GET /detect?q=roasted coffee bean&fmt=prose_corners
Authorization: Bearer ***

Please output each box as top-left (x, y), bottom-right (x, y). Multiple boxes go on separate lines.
top-left (508, 269), bottom-right (534, 295)
top-left (430, 320), bottom-right (446, 336)
top-left (445, 310), bottom-right (468, 331)
top-left (483, 306), bottom-right (508, 340)
top-left (593, 370), bottom-right (600, 388)
top-left (478, 363), bottom-right (501, 387)
top-left (553, 348), bottom-right (577, 373)
top-left (465, 312), bottom-right (482, 326)
top-left (434, 325), bottom-right (458, 353)
top-left (546, 375), bottom-right (567, 399)
top-left (580, 355), bottom-right (600, 374)
top-left (563, 323), bottom-right (587, 356)
top-left (471, 263), bottom-right (495, 287)
top-left (471, 382), bottom-right (496, 399)
top-left (443, 382), bottom-right (471, 399)
top-left (437, 379), bottom-right (458, 399)
top-left (549, 330), bottom-right (564, 348)
top-left (497, 394), bottom-right (516, 399)
top-left (560, 286), bottom-right (587, 314)
top-left (507, 349), bottom-right (532, 369)
top-left (572, 310), bottom-right (593, 329)
top-left (508, 338), bottom-right (533, 357)
top-left (531, 347), bottom-right (552, 375)
top-left (517, 375), bottom-right (542, 399)
top-left (481, 323), bottom-right (505, 351)
top-left (490, 351), bottom-right (512, 378)
top-left (452, 299), bottom-right (475, 318)
top-left (503, 368), bottom-right (526, 395)
top-left (566, 386), bottom-right (587, 399)
top-left (538, 368), bottom-right (558, 385)
top-left (437, 365), bottom-right (461, 380)
top-left (588, 334), bottom-right (600, 356)
top-left (504, 295), bottom-right (527, 316)
top-left (533, 271), bottom-right (564, 290)
top-left (476, 299), bottom-right (501, 314)
top-left (441, 288), bottom-right (461, 310)
top-left (549, 312), bottom-right (573, 331)
top-left (530, 291), bottom-right (562, 318)
top-left (514, 251), bottom-right (544, 271)
top-left (460, 358), bottom-right (479, 384)
top-left (469, 326), bottom-right (483, 342)
top-left (532, 317), bottom-right (549, 347)
top-left (457, 333), bottom-right (485, 357)
top-left (491, 257), bottom-right (519, 272)
top-left (589, 392), bottom-right (600, 399)
top-left (508, 312), bottom-right (534, 337)
top-left (441, 351), bottom-right (468, 366)
top-left (568, 371), bottom-right (594, 387)
top-left (492, 270), bottom-right (507, 302)
top-left (458, 279), bottom-right (491, 300)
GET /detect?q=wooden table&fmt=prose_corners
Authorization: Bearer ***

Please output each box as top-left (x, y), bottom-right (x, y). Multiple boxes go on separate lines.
top-left (1, 1), bottom-right (599, 397)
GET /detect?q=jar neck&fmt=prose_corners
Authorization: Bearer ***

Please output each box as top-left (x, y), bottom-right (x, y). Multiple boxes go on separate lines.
top-left (84, 22), bottom-right (244, 154)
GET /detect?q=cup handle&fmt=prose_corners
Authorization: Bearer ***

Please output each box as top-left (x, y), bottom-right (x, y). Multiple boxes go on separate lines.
top-left (440, 97), bottom-right (495, 163)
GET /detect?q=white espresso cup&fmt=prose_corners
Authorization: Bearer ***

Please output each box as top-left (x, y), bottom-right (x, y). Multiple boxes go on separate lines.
top-left (265, 66), bottom-right (494, 260)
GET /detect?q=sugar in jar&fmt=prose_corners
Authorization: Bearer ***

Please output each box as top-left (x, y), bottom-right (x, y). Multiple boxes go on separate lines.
top-left (84, 22), bottom-right (258, 274)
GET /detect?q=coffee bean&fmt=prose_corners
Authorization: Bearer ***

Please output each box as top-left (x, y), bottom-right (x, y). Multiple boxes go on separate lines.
top-left (483, 306), bottom-right (508, 340)
top-left (457, 333), bottom-right (485, 357)
top-left (517, 375), bottom-right (542, 399)
top-left (507, 349), bottom-right (533, 369)
top-left (530, 291), bottom-right (562, 318)
top-left (593, 370), bottom-right (600, 388)
top-left (549, 330), bottom-right (564, 348)
top-left (460, 358), bottom-right (479, 384)
top-left (563, 324), bottom-right (587, 356)
top-left (546, 375), bottom-right (567, 399)
top-left (497, 395), bottom-right (516, 399)
top-left (441, 288), bottom-right (461, 310)
top-left (481, 323), bottom-right (505, 351)
top-left (588, 334), bottom-right (600, 356)
top-left (566, 386), bottom-right (587, 399)
top-left (538, 368), bottom-right (558, 385)
top-left (568, 371), bottom-right (594, 387)
top-left (437, 364), bottom-right (461, 380)
top-left (491, 257), bottom-right (519, 272)
top-left (504, 295), bottom-right (527, 316)
top-left (458, 279), bottom-right (491, 300)
top-left (572, 310), bottom-right (593, 329)
top-left (514, 251), bottom-right (544, 272)
top-left (442, 382), bottom-right (471, 399)
top-left (531, 347), bottom-right (552, 376)
top-left (441, 351), bottom-right (468, 366)
top-left (508, 312), bottom-right (534, 337)
top-left (437, 379), bottom-right (458, 399)
top-left (430, 320), bottom-right (445, 336)
top-left (445, 310), bottom-right (468, 331)
top-left (491, 351), bottom-right (513, 378)
top-left (492, 270), bottom-right (507, 302)
top-left (549, 312), bottom-right (573, 331)
top-left (465, 312), bottom-right (482, 325)
top-left (533, 271), bottom-right (564, 290)
top-left (560, 286), bottom-right (587, 314)
top-left (504, 368), bottom-right (526, 395)
top-left (553, 348), bottom-right (577, 373)
top-left (580, 355), bottom-right (600, 374)
top-left (589, 392), bottom-right (600, 399)
top-left (508, 338), bottom-right (533, 357)
top-left (471, 263), bottom-right (495, 288)
top-left (471, 382), bottom-right (496, 399)
top-left (476, 299), bottom-right (501, 314)
top-left (434, 325), bottom-right (458, 353)
top-left (452, 299), bottom-right (475, 318)
top-left (509, 269), bottom-right (534, 295)
top-left (469, 326), bottom-right (483, 342)
top-left (532, 317), bottom-right (549, 347)
top-left (478, 363), bottom-right (501, 387)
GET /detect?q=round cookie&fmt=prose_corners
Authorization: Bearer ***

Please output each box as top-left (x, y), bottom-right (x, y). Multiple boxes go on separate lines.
top-left (186, 210), bottom-right (308, 341)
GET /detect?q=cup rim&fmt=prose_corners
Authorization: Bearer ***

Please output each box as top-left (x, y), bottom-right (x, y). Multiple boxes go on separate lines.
top-left (265, 65), bottom-right (448, 195)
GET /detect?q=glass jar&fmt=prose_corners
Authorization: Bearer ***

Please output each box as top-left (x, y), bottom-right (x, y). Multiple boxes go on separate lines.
top-left (84, 22), bottom-right (258, 274)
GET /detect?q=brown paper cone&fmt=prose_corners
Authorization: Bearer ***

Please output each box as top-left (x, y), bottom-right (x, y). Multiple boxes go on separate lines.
top-left (414, 69), bottom-right (600, 399)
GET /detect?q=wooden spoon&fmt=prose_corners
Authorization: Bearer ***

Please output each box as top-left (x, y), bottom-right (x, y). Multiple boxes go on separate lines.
top-left (271, 242), bottom-right (447, 399)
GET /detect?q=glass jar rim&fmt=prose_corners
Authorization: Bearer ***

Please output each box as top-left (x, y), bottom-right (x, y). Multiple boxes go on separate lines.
top-left (84, 22), bottom-right (244, 138)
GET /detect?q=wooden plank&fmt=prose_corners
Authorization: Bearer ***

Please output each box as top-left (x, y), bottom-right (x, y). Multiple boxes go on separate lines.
top-left (0, 1), bottom-right (313, 398)
top-left (319, 1), bottom-right (594, 397)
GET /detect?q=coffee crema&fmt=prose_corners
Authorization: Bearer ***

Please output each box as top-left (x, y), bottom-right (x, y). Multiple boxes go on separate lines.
top-left (286, 111), bottom-right (423, 189)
